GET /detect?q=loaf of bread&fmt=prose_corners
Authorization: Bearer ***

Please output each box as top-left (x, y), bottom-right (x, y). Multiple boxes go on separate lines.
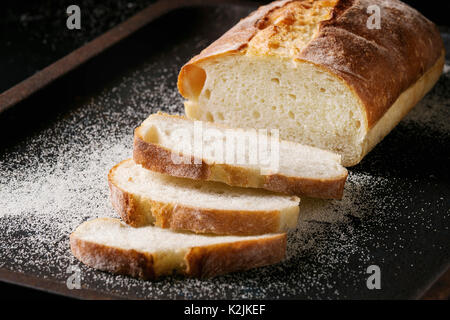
top-left (70, 218), bottom-right (286, 279)
top-left (134, 113), bottom-right (348, 199)
top-left (109, 159), bottom-right (300, 235)
top-left (178, 0), bottom-right (444, 166)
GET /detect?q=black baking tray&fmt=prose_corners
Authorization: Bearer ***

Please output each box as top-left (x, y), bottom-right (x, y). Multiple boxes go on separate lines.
top-left (0, 0), bottom-right (157, 95)
top-left (0, 2), bottom-right (449, 299)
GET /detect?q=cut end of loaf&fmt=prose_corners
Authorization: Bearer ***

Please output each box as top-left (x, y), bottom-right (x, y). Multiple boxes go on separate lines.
top-left (181, 54), bottom-right (367, 166)
top-left (178, 0), bottom-right (366, 166)
top-left (178, 0), bottom-right (444, 166)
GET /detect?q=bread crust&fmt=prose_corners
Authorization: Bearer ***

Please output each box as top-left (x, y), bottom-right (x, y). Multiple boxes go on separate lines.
top-left (133, 130), bottom-right (211, 181)
top-left (360, 52), bottom-right (445, 162)
top-left (178, 0), bottom-right (444, 129)
top-left (300, 0), bottom-right (444, 128)
top-left (178, 0), bottom-right (292, 99)
top-left (108, 160), bottom-right (298, 235)
top-left (134, 127), bottom-right (347, 199)
top-left (70, 218), bottom-right (286, 279)
top-left (263, 172), bottom-right (347, 199)
top-left (185, 234), bottom-right (286, 277)
top-left (70, 229), bottom-right (156, 280)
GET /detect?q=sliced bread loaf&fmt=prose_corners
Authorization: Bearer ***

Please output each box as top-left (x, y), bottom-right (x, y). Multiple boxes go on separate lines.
top-left (109, 159), bottom-right (300, 234)
top-left (70, 217), bottom-right (286, 279)
top-left (177, 0), bottom-right (444, 166)
top-left (134, 113), bottom-right (348, 199)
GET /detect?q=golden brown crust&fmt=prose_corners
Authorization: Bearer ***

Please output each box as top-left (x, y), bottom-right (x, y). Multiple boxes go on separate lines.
top-left (263, 171), bottom-right (347, 199)
top-left (360, 52), bottom-right (445, 163)
top-left (185, 234), bottom-right (286, 278)
top-left (70, 218), bottom-right (286, 279)
top-left (178, 0), bottom-right (444, 128)
top-left (134, 131), bottom-right (261, 186)
top-left (155, 204), bottom-right (281, 236)
top-left (177, 0), bottom-right (292, 97)
top-left (70, 233), bottom-right (156, 280)
top-left (133, 129), bottom-right (346, 199)
top-left (108, 161), bottom-right (151, 227)
top-left (133, 131), bottom-right (211, 180)
top-left (108, 160), bottom-right (286, 235)
top-left (300, 0), bottom-right (444, 128)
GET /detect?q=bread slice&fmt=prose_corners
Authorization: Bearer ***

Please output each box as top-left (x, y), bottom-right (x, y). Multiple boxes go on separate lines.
top-left (70, 218), bottom-right (286, 279)
top-left (109, 159), bottom-right (300, 234)
top-left (178, 0), bottom-right (444, 166)
top-left (134, 113), bottom-right (348, 199)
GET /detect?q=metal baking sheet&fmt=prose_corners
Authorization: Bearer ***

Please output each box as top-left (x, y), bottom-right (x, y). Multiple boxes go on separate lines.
top-left (0, 0), bottom-right (157, 94)
top-left (0, 3), bottom-right (449, 299)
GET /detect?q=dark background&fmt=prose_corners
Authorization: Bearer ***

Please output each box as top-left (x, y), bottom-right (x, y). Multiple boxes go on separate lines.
top-left (0, 0), bottom-right (448, 300)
